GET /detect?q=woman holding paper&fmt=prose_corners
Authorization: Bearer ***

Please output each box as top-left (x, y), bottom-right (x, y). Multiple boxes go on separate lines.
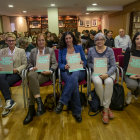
top-left (23, 33), bottom-right (58, 125)
top-left (87, 33), bottom-right (116, 124)
top-left (124, 32), bottom-right (140, 105)
top-left (0, 33), bottom-right (27, 117)
top-left (55, 31), bottom-right (87, 123)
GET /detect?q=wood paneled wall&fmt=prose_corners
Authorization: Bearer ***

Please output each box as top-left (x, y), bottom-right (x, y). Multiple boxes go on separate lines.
top-left (109, 14), bottom-right (128, 38)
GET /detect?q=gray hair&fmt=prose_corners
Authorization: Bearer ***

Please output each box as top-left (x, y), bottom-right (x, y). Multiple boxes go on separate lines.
top-left (94, 33), bottom-right (106, 42)
top-left (19, 37), bottom-right (29, 47)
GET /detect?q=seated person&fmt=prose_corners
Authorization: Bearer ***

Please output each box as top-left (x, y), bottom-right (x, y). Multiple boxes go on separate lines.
top-left (86, 31), bottom-right (96, 48)
top-left (87, 33), bottom-right (116, 124)
top-left (0, 33), bottom-right (27, 117)
top-left (49, 33), bottom-right (58, 49)
top-left (115, 28), bottom-right (132, 54)
top-left (124, 32), bottom-right (140, 104)
top-left (23, 33), bottom-right (58, 125)
top-left (45, 31), bottom-right (52, 47)
top-left (25, 32), bottom-right (32, 44)
top-left (25, 41), bottom-right (36, 53)
top-left (16, 31), bottom-right (23, 48)
top-left (105, 31), bottom-right (115, 48)
top-left (0, 33), bottom-right (8, 49)
top-left (84, 31), bottom-right (96, 56)
top-left (19, 37), bottom-right (31, 62)
top-left (104, 29), bottom-right (107, 37)
top-left (81, 30), bottom-right (90, 40)
top-left (55, 32), bottom-right (87, 123)
top-left (75, 32), bottom-right (82, 45)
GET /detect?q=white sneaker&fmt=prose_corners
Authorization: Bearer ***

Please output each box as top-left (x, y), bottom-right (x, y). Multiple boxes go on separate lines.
top-left (133, 95), bottom-right (139, 100)
top-left (4, 99), bottom-right (16, 110)
top-left (2, 109), bottom-right (11, 117)
top-left (125, 91), bottom-right (132, 104)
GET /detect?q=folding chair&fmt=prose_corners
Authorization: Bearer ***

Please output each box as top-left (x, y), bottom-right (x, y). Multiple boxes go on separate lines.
top-left (9, 69), bottom-right (26, 108)
top-left (118, 55), bottom-right (124, 85)
top-left (112, 48), bottom-right (122, 62)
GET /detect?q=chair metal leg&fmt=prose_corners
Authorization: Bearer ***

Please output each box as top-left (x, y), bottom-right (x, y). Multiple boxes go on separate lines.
top-left (25, 70), bottom-right (29, 108)
top-left (9, 88), bottom-right (12, 95)
top-left (53, 71), bottom-right (56, 106)
top-left (81, 85), bottom-right (82, 93)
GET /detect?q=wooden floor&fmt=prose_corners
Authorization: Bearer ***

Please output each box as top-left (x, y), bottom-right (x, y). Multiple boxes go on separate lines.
top-left (0, 79), bottom-right (140, 140)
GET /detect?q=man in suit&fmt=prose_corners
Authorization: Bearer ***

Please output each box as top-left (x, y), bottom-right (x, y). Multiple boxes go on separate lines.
top-left (0, 33), bottom-right (27, 117)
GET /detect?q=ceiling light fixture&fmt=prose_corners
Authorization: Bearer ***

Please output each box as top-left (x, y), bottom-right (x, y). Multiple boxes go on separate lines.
top-left (8, 5), bottom-right (13, 7)
top-left (86, 13), bottom-right (89, 14)
top-left (23, 11), bottom-right (27, 13)
top-left (51, 4), bottom-right (55, 6)
top-left (92, 4), bottom-right (97, 5)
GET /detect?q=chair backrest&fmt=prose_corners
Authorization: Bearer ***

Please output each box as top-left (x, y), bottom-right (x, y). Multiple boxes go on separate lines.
top-left (54, 49), bottom-right (59, 63)
top-left (118, 55), bottom-right (124, 68)
top-left (112, 48), bottom-right (122, 62)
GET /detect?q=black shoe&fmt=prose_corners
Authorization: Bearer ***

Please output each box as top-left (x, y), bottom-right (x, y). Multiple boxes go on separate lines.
top-left (23, 105), bottom-right (36, 125)
top-left (84, 84), bottom-right (87, 87)
top-left (54, 102), bottom-right (64, 114)
top-left (35, 97), bottom-right (46, 117)
top-left (73, 114), bottom-right (82, 123)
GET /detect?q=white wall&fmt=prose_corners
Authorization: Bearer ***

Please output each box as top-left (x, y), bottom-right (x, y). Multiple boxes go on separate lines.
top-left (48, 8), bottom-right (59, 35)
top-left (101, 15), bottom-right (109, 32)
top-left (78, 15), bottom-right (102, 33)
top-left (2, 16), bottom-right (11, 32)
top-left (10, 17), bottom-right (27, 33)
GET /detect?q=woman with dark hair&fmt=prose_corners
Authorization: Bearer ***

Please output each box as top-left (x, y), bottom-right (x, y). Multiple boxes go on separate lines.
top-left (55, 31), bottom-right (87, 123)
top-left (75, 32), bottom-right (82, 45)
top-left (124, 32), bottom-right (140, 104)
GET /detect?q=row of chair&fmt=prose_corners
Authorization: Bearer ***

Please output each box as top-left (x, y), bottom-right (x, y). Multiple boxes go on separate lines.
top-left (9, 48), bottom-right (124, 108)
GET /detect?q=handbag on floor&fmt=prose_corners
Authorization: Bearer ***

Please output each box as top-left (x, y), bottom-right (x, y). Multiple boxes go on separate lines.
top-left (44, 93), bottom-right (60, 112)
top-left (88, 89), bottom-right (103, 116)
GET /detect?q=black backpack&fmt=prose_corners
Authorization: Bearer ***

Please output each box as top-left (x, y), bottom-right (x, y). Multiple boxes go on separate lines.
top-left (88, 89), bottom-right (103, 116)
top-left (110, 83), bottom-right (126, 110)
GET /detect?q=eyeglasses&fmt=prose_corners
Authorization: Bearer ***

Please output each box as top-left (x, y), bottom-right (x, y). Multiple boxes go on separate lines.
top-left (96, 39), bottom-right (105, 42)
top-left (38, 39), bottom-right (45, 42)
top-left (7, 40), bottom-right (15, 43)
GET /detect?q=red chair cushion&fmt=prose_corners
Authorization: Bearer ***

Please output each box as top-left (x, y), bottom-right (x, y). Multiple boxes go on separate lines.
top-left (112, 48), bottom-right (122, 62)
top-left (54, 49), bottom-right (59, 63)
top-left (40, 81), bottom-right (53, 87)
top-left (12, 80), bottom-right (22, 87)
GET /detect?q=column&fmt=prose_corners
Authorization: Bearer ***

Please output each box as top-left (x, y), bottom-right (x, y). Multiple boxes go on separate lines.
top-left (47, 8), bottom-right (59, 35)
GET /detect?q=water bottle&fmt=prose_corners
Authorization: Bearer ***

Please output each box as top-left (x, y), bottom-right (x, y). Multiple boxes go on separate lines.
top-left (0, 98), bottom-right (3, 107)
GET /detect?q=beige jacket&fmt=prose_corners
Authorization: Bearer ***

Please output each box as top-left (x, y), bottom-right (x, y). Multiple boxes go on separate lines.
top-left (0, 47), bottom-right (27, 76)
top-left (27, 47), bottom-right (58, 81)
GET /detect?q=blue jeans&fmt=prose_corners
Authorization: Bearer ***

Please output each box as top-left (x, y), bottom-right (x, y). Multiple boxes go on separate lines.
top-left (59, 70), bottom-right (86, 115)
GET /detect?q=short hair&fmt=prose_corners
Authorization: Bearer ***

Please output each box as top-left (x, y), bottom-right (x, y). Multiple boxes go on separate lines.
top-left (90, 31), bottom-right (96, 36)
top-left (110, 31), bottom-right (113, 33)
top-left (85, 30), bottom-right (89, 34)
top-left (119, 28), bottom-right (124, 32)
top-left (94, 33), bottom-right (106, 42)
top-left (104, 29), bottom-right (107, 33)
top-left (106, 30), bottom-right (112, 35)
top-left (5, 33), bottom-right (16, 40)
top-left (36, 33), bottom-right (47, 47)
top-left (19, 37), bottom-right (29, 47)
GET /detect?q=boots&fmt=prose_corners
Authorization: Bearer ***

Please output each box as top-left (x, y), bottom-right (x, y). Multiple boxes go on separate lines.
top-left (35, 97), bottom-right (46, 117)
top-left (23, 105), bottom-right (36, 125)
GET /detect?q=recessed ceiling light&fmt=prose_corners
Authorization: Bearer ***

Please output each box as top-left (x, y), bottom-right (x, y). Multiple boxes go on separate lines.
top-left (51, 4), bottom-right (55, 6)
top-left (86, 13), bottom-right (89, 14)
top-left (92, 4), bottom-right (97, 5)
top-left (8, 5), bottom-right (13, 7)
top-left (23, 11), bottom-right (27, 13)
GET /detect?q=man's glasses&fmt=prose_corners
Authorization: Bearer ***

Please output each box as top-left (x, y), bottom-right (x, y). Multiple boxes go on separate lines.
top-left (7, 40), bottom-right (15, 43)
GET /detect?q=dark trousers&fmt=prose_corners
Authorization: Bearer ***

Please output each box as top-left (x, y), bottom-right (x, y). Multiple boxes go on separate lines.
top-left (59, 70), bottom-right (86, 115)
top-left (0, 74), bottom-right (21, 101)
